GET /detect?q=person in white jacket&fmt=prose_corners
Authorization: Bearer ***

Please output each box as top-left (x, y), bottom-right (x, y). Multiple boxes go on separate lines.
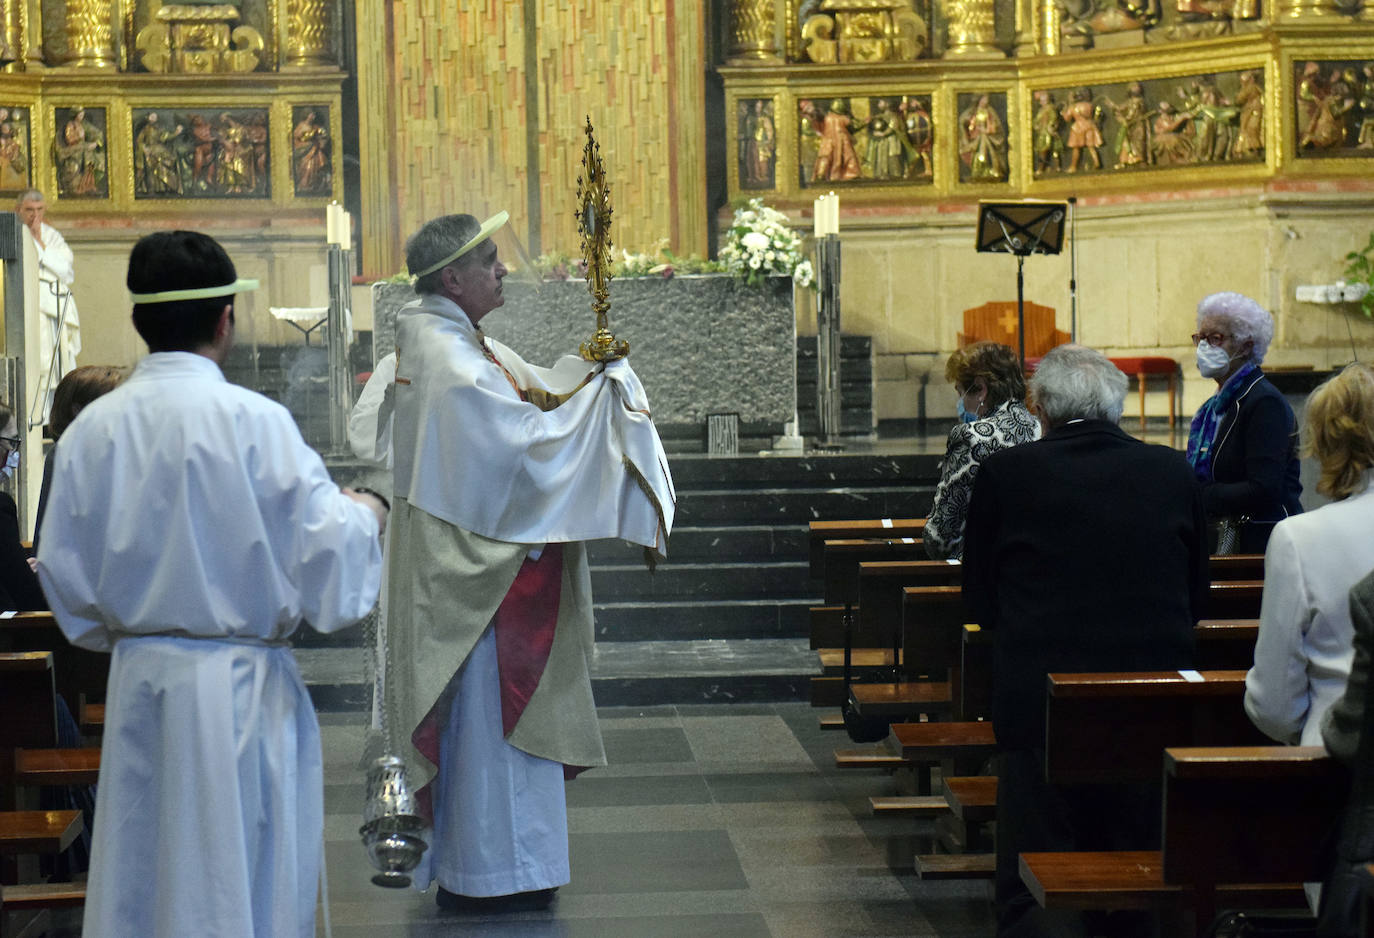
top-left (1245, 362), bottom-right (1374, 748)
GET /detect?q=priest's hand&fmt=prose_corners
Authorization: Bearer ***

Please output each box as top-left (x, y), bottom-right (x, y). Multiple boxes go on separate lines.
top-left (344, 486), bottom-right (390, 538)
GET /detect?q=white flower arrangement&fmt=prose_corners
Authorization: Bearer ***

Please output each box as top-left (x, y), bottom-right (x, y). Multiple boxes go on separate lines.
top-left (719, 198), bottom-right (814, 288)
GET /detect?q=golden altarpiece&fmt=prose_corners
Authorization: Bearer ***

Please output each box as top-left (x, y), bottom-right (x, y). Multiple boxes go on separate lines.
top-left (720, 0), bottom-right (1374, 199)
top-left (719, 0), bottom-right (1374, 424)
top-left (0, 0), bottom-right (344, 366)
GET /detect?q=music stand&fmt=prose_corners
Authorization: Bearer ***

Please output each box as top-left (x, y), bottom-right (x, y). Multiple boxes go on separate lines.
top-left (975, 200), bottom-right (1068, 366)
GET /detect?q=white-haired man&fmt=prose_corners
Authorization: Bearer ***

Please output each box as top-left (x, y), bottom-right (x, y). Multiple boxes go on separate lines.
top-left (384, 211), bottom-right (674, 912)
top-left (17, 188), bottom-right (81, 416)
top-left (963, 343), bottom-right (1209, 938)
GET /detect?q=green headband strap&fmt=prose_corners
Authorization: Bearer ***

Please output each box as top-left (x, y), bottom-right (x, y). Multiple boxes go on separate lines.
top-left (411, 210), bottom-right (509, 277)
top-left (128, 278), bottom-right (260, 305)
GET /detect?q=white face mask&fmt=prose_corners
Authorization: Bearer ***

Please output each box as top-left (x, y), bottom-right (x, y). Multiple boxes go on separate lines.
top-left (1196, 340), bottom-right (1235, 379)
top-left (1, 449), bottom-right (18, 480)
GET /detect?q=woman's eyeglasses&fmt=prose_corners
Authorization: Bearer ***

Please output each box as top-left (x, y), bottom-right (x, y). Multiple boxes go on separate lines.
top-left (1191, 332), bottom-right (1228, 347)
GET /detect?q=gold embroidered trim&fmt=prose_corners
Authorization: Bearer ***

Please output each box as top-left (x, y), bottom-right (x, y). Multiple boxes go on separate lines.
top-left (622, 453), bottom-right (672, 572)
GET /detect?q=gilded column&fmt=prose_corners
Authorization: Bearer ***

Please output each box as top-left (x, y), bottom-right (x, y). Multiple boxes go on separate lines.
top-left (64, 0), bottom-right (115, 66)
top-left (1013, 0), bottom-right (1037, 56)
top-left (285, 0), bottom-right (331, 67)
top-left (782, 0), bottom-right (797, 60)
top-left (1039, 0), bottom-right (1060, 54)
top-left (944, 0), bottom-right (1001, 56)
top-left (725, 0), bottom-right (782, 65)
top-left (0, 0), bottom-right (20, 65)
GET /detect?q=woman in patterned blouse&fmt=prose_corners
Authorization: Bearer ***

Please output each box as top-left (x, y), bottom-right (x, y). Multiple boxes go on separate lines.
top-left (924, 342), bottom-right (1041, 560)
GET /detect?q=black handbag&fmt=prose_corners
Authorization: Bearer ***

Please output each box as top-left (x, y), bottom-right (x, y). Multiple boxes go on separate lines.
top-left (840, 602), bottom-right (895, 744)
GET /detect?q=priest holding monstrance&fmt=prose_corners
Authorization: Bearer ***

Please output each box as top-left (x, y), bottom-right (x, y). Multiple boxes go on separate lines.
top-left (383, 125), bottom-right (674, 912)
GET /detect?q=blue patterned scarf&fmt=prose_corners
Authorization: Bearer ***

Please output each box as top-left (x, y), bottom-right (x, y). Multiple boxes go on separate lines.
top-left (1186, 361), bottom-right (1259, 483)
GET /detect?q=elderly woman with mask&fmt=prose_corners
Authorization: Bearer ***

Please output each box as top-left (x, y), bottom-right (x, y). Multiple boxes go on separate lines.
top-left (1186, 292), bottom-right (1302, 553)
top-left (924, 341), bottom-right (1040, 560)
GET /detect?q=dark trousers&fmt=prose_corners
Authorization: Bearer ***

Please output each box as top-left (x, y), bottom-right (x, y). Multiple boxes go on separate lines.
top-left (996, 749), bottom-right (1162, 938)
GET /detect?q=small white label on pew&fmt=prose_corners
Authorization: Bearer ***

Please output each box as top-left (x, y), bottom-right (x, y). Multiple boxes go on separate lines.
top-left (901, 537), bottom-right (915, 544)
top-left (0, 610), bottom-right (14, 618)
top-left (1178, 669), bottom-right (1205, 683)
top-left (881, 518), bottom-right (893, 528)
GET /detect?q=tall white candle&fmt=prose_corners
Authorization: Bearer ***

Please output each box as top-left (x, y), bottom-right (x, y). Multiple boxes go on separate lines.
top-left (326, 201), bottom-right (339, 244)
top-left (341, 210), bottom-right (352, 251)
top-left (830, 193), bottom-right (840, 235)
top-left (813, 196), bottom-right (823, 239)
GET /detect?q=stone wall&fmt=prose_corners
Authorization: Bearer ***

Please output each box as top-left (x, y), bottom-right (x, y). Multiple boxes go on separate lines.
top-left (815, 187), bottom-right (1374, 426)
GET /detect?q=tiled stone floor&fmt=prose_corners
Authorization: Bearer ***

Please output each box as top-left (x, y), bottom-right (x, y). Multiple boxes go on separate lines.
top-left (317, 702), bottom-right (994, 937)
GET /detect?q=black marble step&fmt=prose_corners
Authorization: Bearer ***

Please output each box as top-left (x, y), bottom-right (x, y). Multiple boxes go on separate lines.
top-left (662, 452), bottom-right (934, 487)
top-left (591, 561), bottom-right (810, 601)
top-left (298, 638), bottom-right (820, 711)
top-left (293, 594), bottom-right (820, 650)
top-left (592, 598), bottom-right (816, 641)
top-left (675, 487), bottom-right (932, 526)
top-left (586, 525), bottom-right (808, 564)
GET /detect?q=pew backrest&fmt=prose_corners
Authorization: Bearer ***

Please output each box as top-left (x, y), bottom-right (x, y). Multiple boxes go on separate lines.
top-left (820, 539), bottom-right (928, 605)
top-left (1162, 745), bottom-right (1343, 887)
top-left (808, 519), bottom-right (926, 578)
top-left (1044, 671), bottom-right (1268, 785)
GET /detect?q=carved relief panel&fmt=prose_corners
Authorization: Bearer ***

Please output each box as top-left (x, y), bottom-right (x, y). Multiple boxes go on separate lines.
top-left (52, 105), bottom-right (108, 198)
top-left (0, 106), bottom-right (33, 194)
top-left (956, 92), bottom-right (1010, 183)
top-left (290, 104), bottom-right (331, 196)
top-left (1293, 59), bottom-right (1374, 158)
top-left (131, 106), bottom-right (269, 198)
top-left (799, 93), bottom-right (933, 186)
top-left (738, 98), bottom-right (778, 190)
top-left (1030, 70), bottom-right (1264, 178)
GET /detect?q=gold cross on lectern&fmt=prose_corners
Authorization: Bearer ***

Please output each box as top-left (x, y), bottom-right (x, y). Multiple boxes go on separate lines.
top-left (998, 310), bottom-right (1019, 335)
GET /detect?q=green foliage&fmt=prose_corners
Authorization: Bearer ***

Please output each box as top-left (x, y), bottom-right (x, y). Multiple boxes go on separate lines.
top-left (1344, 230), bottom-right (1374, 319)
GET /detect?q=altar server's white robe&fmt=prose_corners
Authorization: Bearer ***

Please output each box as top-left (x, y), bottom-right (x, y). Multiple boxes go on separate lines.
top-left (386, 293), bottom-right (674, 896)
top-left (36, 351), bottom-right (382, 938)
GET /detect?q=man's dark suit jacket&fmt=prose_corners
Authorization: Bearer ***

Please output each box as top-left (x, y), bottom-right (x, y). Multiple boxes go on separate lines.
top-left (963, 419), bottom-right (1210, 751)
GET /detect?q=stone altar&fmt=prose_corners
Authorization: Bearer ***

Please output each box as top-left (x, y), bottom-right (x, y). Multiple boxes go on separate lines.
top-left (370, 274), bottom-right (799, 443)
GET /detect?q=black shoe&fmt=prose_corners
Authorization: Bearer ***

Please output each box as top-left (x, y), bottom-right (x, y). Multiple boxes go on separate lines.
top-left (436, 886), bottom-right (558, 913)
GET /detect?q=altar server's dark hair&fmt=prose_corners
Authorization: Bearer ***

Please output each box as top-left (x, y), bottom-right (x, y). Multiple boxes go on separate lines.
top-left (128, 230), bottom-right (237, 353)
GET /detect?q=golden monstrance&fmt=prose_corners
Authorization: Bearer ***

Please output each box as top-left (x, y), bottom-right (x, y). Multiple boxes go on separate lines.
top-left (576, 117), bottom-right (629, 362)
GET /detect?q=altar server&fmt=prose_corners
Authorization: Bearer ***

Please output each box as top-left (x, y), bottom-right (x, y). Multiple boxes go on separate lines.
top-left (385, 211), bottom-right (673, 911)
top-left (36, 230), bottom-right (386, 938)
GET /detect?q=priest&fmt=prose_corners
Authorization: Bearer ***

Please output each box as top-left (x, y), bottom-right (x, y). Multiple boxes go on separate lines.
top-left (16, 188), bottom-right (81, 417)
top-left (385, 211), bottom-right (674, 912)
top-left (36, 230), bottom-right (387, 937)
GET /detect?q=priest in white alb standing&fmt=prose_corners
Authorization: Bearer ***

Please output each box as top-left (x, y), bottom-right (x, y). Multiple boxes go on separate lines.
top-left (16, 188), bottom-right (81, 417)
top-left (383, 211), bottom-right (674, 912)
top-left (36, 230), bottom-right (387, 938)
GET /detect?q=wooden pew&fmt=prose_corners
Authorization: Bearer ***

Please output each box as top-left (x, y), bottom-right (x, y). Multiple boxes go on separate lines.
top-left (0, 652), bottom-right (90, 918)
top-left (1193, 619), bottom-right (1259, 670)
top-left (1018, 674), bottom-right (1305, 933)
top-left (1042, 670), bottom-right (1267, 785)
top-left (0, 612), bottom-right (109, 729)
top-left (807, 519), bottom-right (926, 579)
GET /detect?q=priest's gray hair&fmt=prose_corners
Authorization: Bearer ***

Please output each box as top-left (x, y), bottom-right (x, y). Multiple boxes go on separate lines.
top-left (1196, 291), bottom-right (1272, 364)
top-left (1029, 344), bottom-right (1127, 427)
top-left (406, 214), bottom-right (481, 294)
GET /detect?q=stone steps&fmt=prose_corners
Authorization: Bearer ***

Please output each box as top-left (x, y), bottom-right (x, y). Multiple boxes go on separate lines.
top-left (305, 447), bottom-right (939, 708)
